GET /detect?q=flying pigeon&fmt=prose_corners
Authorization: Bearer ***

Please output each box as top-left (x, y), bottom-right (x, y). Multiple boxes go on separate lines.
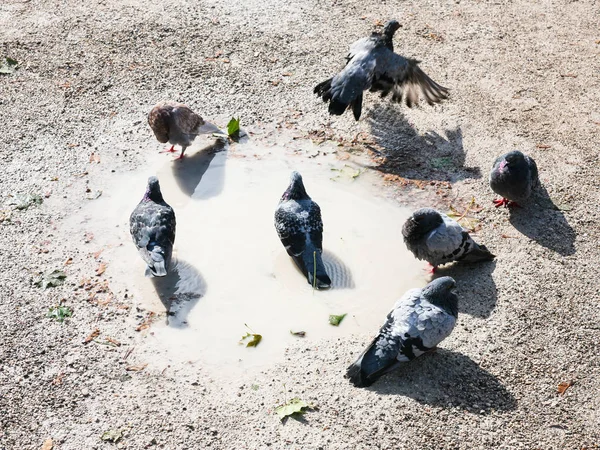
top-left (346, 276), bottom-right (458, 387)
top-left (274, 171), bottom-right (332, 289)
top-left (314, 20), bottom-right (449, 120)
top-left (130, 176), bottom-right (176, 277)
top-left (402, 208), bottom-right (495, 273)
top-left (490, 150), bottom-right (539, 208)
top-left (148, 101), bottom-right (224, 159)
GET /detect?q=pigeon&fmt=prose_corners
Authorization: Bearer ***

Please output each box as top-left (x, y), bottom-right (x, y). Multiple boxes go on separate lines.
top-left (346, 276), bottom-right (458, 387)
top-left (148, 101), bottom-right (224, 159)
top-left (402, 208), bottom-right (495, 272)
top-left (130, 176), bottom-right (176, 277)
top-left (314, 20), bottom-right (448, 120)
top-left (274, 171), bottom-right (332, 289)
top-left (490, 150), bottom-right (539, 208)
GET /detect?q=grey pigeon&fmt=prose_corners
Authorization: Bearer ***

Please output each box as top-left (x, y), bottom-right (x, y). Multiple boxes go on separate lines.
top-left (346, 276), bottom-right (458, 387)
top-left (402, 208), bottom-right (495, 272)
top-left (274, 171), bottom-right (332, 289)
top-left (314, 20), bottom-right (448, 120)
top-left (148, 101), bottom-right (223, 159)
top-left (130, 177), bottom-right (176, 277)
top-left (490, 150), bottom-right (539, 208)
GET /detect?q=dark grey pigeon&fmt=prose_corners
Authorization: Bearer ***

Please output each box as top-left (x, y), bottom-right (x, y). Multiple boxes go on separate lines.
top-left (274, 171), bottom-right (331, 289)
top-left (130, 176), bottom-right (176, 277)
top-left (346, 276), bottom-right (458, 387)
top-left (490, 150), bottom-right (539, 208)
top-left (314, 20), bottom-right (449, 121)
top-left (402, 208), bottom-right (494, 272)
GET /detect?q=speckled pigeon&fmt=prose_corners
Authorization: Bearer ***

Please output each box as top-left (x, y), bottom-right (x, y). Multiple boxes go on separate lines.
top-left (148, 101), bottom-right (223, 159)
top-left (274, 171), bottom-right (332, 289)
top-left (314, 20), bottom-right (449, 120)
top-left (490, 150), bottom-right (539, 208)
top-left (130, 176), bottom-right (176, 277)
top-left (402, 208), bottom-right (495, 272)
top-left (346, 276), bottom-right (458, 387)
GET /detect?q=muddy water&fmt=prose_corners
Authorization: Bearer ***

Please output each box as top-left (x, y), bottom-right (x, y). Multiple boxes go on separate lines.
top-left (73, 131), bottom-right (428, 379)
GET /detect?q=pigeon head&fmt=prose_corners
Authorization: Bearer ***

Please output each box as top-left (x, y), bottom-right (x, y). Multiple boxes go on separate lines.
top-left (282, 171), bottom-right (309, 201)
top-left (422, 276), bottom-right (459, 317)
top-left (384, 20), bottom-right (401, 37)
top-left (499, 150), bottom-right (526, 170)
top-left (144, 176), bottom-right (164, 202)
top-left (403, 208), bottom-right (444, 238)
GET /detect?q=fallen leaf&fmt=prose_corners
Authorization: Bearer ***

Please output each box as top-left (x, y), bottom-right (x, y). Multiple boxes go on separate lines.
top-left (135, 312), bottom-right (156, 331)
top-left (227, 117), bottom-right (241, 138)
top-left (536, 144), bottom-right (552, 149)
top-left (290, 330), bottom-right (306, 337)
top-left (275, 397), bottom-right (309, 420)
top-left (501, 234), bottom-right (517, 239)
top-left (557, 380), bottom-right (574, 395)
top-left (0, 57), bottom-right (18, 75)
top-left (101, 429), bottom-right (122, 443)
top-left (46, 305), bottom-right (72, 323)
top-left (64, 257), bottom-right (73, 265)
top-left (84, 232), bottom-right (94, 243)
top-left (560, 73), bottom-right (577, 78)
top-left (92, 249), bottom-right (104, 259)
top-left (239, 332), bottom-right (262, 347)
top-left (10, 193), bottom-right (43, 210)
top-left (41, 438), bottom-right (53, 450)
top-left (89, 152), bottom-right (101, 163)
top-left (35, 270), bottom-right (67, 289)
top-left (282, 72), bottom-right (293, 77)
top-left (329, 313), bottom-right (347, 326)
top-left (83, 328), bottom-right (100, 344)
top-left (270, 80), bottom-right (280, 86)
top-left (106, 337), bottom-right (122, 347)
top-left (126, 363), bottom-right (148, 372)
top-left (95, 263), bottom-right (107, 276)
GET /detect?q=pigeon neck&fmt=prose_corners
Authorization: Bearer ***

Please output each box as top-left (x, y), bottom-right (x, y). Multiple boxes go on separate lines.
top-left (144, 187), bottom-right (164, 203)
top-left (283, 181), bottom-right (308, 201)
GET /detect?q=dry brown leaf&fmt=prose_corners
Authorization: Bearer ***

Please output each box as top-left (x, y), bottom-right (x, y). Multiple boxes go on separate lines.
top-left (126, 363), bottom-right (148, 372)
top-left (106, 337), bottom-right (122, 347)
top-left (89, 152), bottom-right (101, 163)
top-left (560, 73), bottom-right (577, 78)
top-left (282, 72), bottom-right (293, 77)
top-left (136, 312), bottom-right (156, 332)
top-left (41, 438), bottom-right (53, 450)
top-left (374, 19), bottom-right (384, 26)
top-left (83, 328), bottom-right (100, 344)
top-left (557, 380), bottom-right (574, 395)
top-left (501, 234), bottom-right (517, 239)
top-left (84, 232), bottom-right (94, 243)
top-left (270, 80), bottom-right (280, 86)
top-left (536, 144), bottom-right (552, 149)
top-left (95, 263), bottom-right (107, 276)
top-left (64, 257), bottom-right (73, 265)
top-left (67, 143), bottom-right (79, 148)
top-left (92, 249), bottom-right (104, 260)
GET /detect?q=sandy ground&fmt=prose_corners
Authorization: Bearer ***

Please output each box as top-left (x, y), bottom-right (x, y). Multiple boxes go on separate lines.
top-left (1, 0), bottom-right (600, 449)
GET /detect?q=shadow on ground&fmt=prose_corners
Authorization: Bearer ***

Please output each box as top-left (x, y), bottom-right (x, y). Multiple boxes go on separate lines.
top-left (366, 104), bottom-right (480, 182)
top-left (370, 349), bottom-right (516, 413)
top-left (150, 259), bottom-right (206, 328)
top-left (434, 260), bottom-right (497, 319)
top-left (170, 140), bottom-right (227, 199)
top-left (508, 185), bottom-right (576, 256)
top-left (323, 250), bottom-right (355, 289)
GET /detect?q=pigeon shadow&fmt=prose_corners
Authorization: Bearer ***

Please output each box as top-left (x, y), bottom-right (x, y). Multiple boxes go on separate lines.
top-left (434, 260), bottom-right (497, 319)
top-left (323, 250), bottom-right (355, 289)
top-left (507, 185), bottom-right (576, 256)
top-left (369, 349), bottom-right (516, 413)
top-left (150, 259), bottom-right (206, 328)
top-left (366, 104), bottom-right (480, 182)
top-left (170, 140), bottom-right (227, 199)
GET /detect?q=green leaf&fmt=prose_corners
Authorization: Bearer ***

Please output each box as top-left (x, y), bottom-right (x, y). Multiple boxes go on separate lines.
top-left (0, 57), bottom-right (18, 75)
top-left (239, 324), bottom-right (262, 347)
top-left (35, 269), bottom-right (67, 289)
top-left (101, 429), bottom-right (122, 443)
top-left (275, 397), bottom-right (309, 420)
top-left (431, 156), bottom-right (453, 169)
top-left (290, 330), bottom-right (306, 337)
top-left (329, 313), bottom-right (347, 326)
top-left (11, 193), bottom-right (43, 210)
top-left (46, 305), bottom-right (72, 323)
top-left (251, 384), bottom-right (259, 391)
top-left (227, 117), bottom-right (240, 137)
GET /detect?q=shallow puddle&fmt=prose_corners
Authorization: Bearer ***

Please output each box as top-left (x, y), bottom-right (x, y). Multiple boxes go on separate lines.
top-left (71, 130), bottom-right (428, 379)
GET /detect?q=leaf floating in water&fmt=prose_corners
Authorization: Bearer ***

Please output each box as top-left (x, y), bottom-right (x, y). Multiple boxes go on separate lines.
top-left (35, 269), bottom-right (67, 289)
top-left (239, 323), bottom-right (262, 347)
top-left (275, 397), bottom-right (310, 421)
top-left (290, 330), bottom-right (306, 337)
top-left (0, 57), bottom-right (18, 75)
top-left (329, 313), bottom-right (347, 326)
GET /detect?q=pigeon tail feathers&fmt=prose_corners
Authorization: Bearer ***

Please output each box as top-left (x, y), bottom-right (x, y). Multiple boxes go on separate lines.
top-left (460, 242), bottom-right (496, 263)
top-left (346, 340), bottom-right (401, 387)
